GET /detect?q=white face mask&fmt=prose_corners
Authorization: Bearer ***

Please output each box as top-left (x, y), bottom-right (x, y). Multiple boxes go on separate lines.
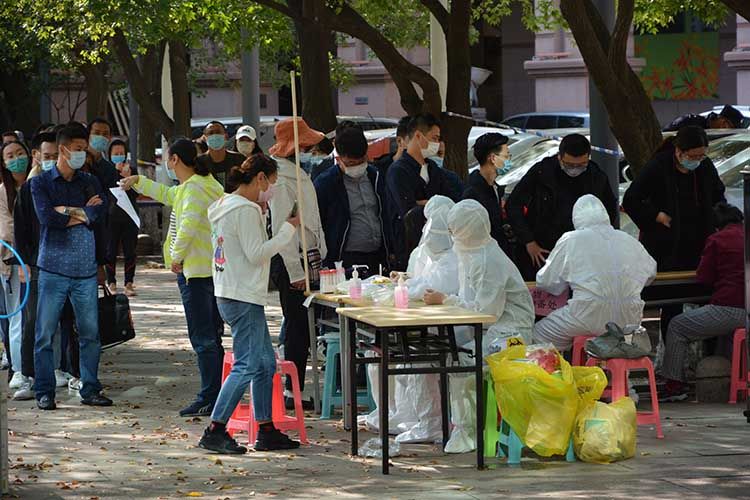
top-left (420, 140), bottom-right (440, 159)
top-left (237, 141), bottom-right (255, 157)
top-left (344, 162), bottom-right (368, 178)
top-left (258, 183), bottom-right (275, 203)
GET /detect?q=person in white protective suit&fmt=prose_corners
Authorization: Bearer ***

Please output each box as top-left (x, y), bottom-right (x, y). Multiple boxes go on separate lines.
top-left (363, 196), bottom-right (459, 437)
top-left (533, 194), bottom-right (657, 351)
top-left (423, 199), bottom-right (535, 453)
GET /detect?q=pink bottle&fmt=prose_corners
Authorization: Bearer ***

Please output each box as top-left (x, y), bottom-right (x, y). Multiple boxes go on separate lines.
top-left (394, 276), bottom-right (409, 309)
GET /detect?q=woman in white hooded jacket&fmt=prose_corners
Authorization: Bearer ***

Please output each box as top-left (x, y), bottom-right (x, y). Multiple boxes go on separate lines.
top-left (199, 155), bottom-right (301, 455)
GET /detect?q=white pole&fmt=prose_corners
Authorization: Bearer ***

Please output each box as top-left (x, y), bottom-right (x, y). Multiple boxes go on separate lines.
top-left (290, 70), bottom-right (311, 294)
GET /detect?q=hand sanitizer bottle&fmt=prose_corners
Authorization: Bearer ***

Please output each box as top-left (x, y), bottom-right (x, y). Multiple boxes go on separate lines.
top-left (394, 275), bottom-right (409, 309)
top-left (349, 266), bottom-right (363, 300)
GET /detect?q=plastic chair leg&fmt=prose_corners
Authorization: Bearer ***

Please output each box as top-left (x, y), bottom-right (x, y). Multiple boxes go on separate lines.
top-left (483, 380), bottom-right (499, 458)
top-left (565, 438), bottom-right (576, 462)
top-left (645, 360), bottom-right (664, 439)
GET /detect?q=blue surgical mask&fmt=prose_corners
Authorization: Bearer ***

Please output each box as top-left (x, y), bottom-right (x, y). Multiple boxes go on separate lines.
top-left (111, 154), bottom-right (127, 164)
top-left (681, 158), bottom-right (701, 171)
top-left (206, 134), bottom-right (226, 150)
top-left (41, 159), bottom-right (56, 171)
top-left (90, 134), bottom-right (110, 153)
top-left (66, 149), bottom-right (87, 170)
top-left (497, 158), bottom-right (512, 176)
top-left (6, 156), bottom-right (28, 174)
top-left (428, 156), bottom-right (444, 168)
top-left (309, 155), bottom-right (326, 167)
top-left (298, 152), bottom-right (313, 164)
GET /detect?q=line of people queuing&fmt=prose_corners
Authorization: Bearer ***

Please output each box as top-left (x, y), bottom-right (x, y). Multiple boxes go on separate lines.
top-left (5, 110), bottom-right (742, 455)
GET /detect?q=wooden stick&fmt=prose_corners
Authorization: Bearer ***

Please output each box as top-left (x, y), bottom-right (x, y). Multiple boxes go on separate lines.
top-left (290, 70), bottom-right (311, 294)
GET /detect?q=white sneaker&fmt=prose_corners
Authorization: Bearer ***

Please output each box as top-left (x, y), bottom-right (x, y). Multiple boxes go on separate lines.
top-left (55, 370), bottom-right (72, 388)
top-left (13, 379), bottom-right (34, 400)
top-left (68, 377), bottom-right (82, 391)
top-left (0, 351), bottom-right (8, 370)
top-left (9, 371), bottom-right (27, 390)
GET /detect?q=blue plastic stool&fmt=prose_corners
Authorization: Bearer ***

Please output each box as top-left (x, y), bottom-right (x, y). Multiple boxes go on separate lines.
top-left (320, 334), bottom-right (376, 419)
top-left (497, 419), bottom-right (576, 464)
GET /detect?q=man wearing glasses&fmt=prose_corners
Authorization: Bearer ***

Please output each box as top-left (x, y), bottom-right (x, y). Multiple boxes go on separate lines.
top-left (314, 127), bottom-right (389, 276)
top-left (507, 133), bottom-right (618, 280)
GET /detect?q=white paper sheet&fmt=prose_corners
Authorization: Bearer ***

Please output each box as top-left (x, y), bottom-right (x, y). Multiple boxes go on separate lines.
top-left (109, 187), bottom-right (141, 228)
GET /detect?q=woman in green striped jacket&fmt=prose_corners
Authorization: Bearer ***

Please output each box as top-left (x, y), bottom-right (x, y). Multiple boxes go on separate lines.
top-left (121, 138), bottom-right (225, 418)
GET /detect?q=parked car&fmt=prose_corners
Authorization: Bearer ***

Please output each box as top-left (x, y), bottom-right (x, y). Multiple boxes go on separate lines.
top-left (699, 106), bottom-right (750, 129)
top-left (501, 112), bottom-right (590, 130)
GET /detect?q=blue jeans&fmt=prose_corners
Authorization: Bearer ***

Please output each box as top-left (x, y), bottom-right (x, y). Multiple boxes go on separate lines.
top-left (176, 274), bottom-right (224, 406)
top-left (211, 299), bottom-right (276, 424)
top-left (34, 271), bottom-right (101, 400)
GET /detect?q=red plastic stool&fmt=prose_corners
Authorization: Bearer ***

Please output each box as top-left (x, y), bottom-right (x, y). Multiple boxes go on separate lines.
top-left (221, 352), bottom-right (308, 445)
top-left (586, 356), bottom-right (664, 439)
top-left (729, 329), bottom-right (748, 404)
top-left (571, 335), bottom-right (598, 366)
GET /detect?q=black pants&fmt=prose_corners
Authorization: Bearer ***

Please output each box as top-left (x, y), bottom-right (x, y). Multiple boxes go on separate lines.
top-left (340, 250), bottom-right (387, 278)
top-left (20, 270), bottom-right (39, 377)
top-left (106, 217), bottom-right (138, 285)
top-left (270, 255), bottom-right (310, 394)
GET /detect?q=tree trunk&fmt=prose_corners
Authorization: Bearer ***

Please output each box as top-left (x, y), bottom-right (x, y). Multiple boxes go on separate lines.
top-left (0, 67), bottom-right (40, 136)
top-left (137, 43), bottom-right (165, 166)
top-left (560, 0), bottom-right (662, 176)
top-left (80, 61), bottom-right (109, 123)
top-left (288, 0), bottom-right (338, 133)
top-left (721, 0), bottom-right (750, 22)
top-left (111, 29), bottom-right (176, 140)
top-left (441, 0), bottom-right (473, 178)
top-left (169, 40), bottom-right (191, 138)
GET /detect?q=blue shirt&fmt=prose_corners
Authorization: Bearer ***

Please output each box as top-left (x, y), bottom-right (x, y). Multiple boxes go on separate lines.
top-left (31, 167), bottom-right (105, 278)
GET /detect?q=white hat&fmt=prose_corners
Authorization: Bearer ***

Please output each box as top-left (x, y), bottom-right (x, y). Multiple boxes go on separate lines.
top-left (236, 125), bottom-right (257, 141)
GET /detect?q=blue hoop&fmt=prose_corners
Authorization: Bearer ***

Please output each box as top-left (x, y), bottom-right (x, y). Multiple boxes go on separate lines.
top-left (0, 240), bottom-right (29, 319)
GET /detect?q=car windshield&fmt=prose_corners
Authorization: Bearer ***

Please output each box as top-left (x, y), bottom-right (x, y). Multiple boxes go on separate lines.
top-left (711, 136), bottom-right (750, 188)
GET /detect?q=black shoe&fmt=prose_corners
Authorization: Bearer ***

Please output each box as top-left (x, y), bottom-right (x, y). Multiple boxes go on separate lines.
top-left (81, 394), bottom-right (113, 406)
top-left (37, 395), bottom-right (56, 411)
top-left (285, 396), bottom-right (314, 411)
top-left (199, 427), bottom-right (247, 455)
top-left (180, 401), bottom-right (213, 417)
top-left (254, 427), bottom-right (300, 451)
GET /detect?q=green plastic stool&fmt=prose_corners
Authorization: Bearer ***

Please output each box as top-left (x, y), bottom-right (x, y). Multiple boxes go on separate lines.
top-left (320, 334), bottom-right (375, 419)
top-left (498, 420), bottom-right (576, 464)
top-left (484, 379), bottom-right (500, 458)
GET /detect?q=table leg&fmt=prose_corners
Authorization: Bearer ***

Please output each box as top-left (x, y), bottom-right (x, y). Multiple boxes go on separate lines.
top-left (439, 352), bottom-right (449, 448)
top-left (307, 305), bottom-right (320, 415)
top-left (474, 324), bottom-right (485, 470)
top-left (349, 317), bottom-right (359, 456)
top-left (339, 310), bottom-right (351, 431)
top-left (380, 330), bottom-right (390, 475)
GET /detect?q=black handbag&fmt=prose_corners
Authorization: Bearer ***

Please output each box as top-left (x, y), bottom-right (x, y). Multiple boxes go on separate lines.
top-left (98, 286), bottom-right (136, 349)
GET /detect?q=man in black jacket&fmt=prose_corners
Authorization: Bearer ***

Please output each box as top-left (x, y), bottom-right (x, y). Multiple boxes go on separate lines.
top-left (384, 113), bottom-right (462, 270)
top-left (506, 133), bottom-right (618, 280)
top-left (462, 132), bottom-right (512, 255)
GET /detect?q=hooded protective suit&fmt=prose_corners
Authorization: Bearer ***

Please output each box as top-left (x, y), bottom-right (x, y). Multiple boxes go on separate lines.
top-left (533, 195), bottom-right (657, 351)
top-left (365, 196), bottom-right (459, 442)
top-left (443, 199), bottom-right (535, 453)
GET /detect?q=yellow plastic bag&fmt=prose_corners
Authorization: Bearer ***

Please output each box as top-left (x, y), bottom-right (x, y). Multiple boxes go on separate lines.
top-left (573, 398), bottom-right (637, 463)
top-left (486, 344), bottom-right (577, 457)
top-left (572, 366), bottom-right (608, 404)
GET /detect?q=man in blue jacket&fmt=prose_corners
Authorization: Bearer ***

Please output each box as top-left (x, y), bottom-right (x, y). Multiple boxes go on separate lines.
top-left (314, 127), bottom-right (388, 276)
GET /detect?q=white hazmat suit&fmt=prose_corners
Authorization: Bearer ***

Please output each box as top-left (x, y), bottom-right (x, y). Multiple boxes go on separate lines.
top-left (533, 195), bottom-right (657, 351)
top-left (444, 199), bottom-right (535, 453)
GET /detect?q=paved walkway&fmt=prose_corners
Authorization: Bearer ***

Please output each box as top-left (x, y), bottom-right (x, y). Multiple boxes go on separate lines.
top-left (7, 268), bottom-right (750, 499)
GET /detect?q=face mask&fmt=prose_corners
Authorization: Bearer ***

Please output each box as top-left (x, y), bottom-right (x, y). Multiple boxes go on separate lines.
top-left (562, 166), bottom-right (587, 178)
top-left (65, 148), bottom-right (86, 170)
top-left (89, 134), bottom-right (109, 153)
top-left (111, 154), bottom-right (127, 164)
top-left (298, 152), bottom-right (313, 164)
top-left (309, 155), bottom-right (327, 167)
top-left (41, 159), bottom-right (56, 171)
top-left (492, 154), bottom-right (511, 175)
top-left (680, 158), bottom-right (701, 171)
top-left (206, 134), bottom-right (226, 150)
top-left (258, 183), bottom-right (275, 203)
top-left (237, 141), bottom-right (255, 157)
top-left (6, 156), bottom-right (28, 174)
top-left (428, 157), bottom-right (444, 168)
top-left (344, 163), bottom-right (368, 178)
top-left (420, 139), bottom-right (440, 159)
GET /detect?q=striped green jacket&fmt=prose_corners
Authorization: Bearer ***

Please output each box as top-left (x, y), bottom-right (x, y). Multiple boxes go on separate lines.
top-left (135, 174), bottom-right (223, 280)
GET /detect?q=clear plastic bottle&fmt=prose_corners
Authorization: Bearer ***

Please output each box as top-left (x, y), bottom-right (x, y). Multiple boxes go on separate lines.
top-left (349, 267), bottom-right (362, 299)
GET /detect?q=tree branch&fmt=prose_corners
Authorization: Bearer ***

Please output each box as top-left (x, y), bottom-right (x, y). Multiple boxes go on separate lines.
top-left (252, 0), bottom-right (300, 20)
top-left (608, 0), bottom-right (634, 79)
top-left (419, 0), bottom-right (449, 34)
